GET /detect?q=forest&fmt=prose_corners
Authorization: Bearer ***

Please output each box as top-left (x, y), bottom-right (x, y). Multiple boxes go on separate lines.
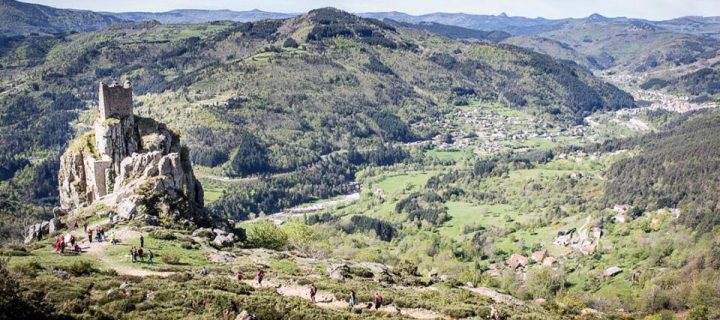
top-left (602, 112), bottom-right (720, 234)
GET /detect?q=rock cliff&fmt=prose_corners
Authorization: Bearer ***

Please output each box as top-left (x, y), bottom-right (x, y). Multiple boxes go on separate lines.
top-left (57, 81), bottom-right (207, 226)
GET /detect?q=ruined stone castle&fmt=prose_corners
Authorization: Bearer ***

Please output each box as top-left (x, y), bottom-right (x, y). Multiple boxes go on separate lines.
top-left (58, 81), bottom-right (207, 225)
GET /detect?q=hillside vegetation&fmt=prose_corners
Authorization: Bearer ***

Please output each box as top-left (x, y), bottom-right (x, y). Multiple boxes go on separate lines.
top-left (602, 112), bottom-right (720, 234)
top-left (0, 8), bottom-right (635, 236)
top-left (0, 0), bottom-right (123, 36)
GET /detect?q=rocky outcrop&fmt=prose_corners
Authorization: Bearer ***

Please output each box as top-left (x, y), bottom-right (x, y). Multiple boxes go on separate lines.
top-left (57, 81), bottom-right (207, 227)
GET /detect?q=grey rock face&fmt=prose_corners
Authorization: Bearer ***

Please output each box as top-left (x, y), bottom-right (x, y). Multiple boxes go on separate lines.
top-left (212, 229), bottom-right (237, 248)
top-left (57, 81), bottom-right (206, 227)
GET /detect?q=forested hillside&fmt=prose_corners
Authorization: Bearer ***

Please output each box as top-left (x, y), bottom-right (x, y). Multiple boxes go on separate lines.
top-left (641, 67), bottom-right (720, 101)
top-left (0, 0), bottom-right (123, 36)
top-left (0, 7), bottom-right (636, 232)
top-left (602, 112), bottom-right (720, 234)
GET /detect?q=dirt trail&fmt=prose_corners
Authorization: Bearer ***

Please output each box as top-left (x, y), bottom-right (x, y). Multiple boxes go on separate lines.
top-left (241, 279), bottom-right (446, 319)
top-left (67, 220), bottom-right (172, 277)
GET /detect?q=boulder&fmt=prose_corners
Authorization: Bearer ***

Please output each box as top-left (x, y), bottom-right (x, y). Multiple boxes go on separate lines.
top-left (48, 218), bottom-right (61, 234)
top-left (327, 263), bottom-right (350, 281)
top-left (208, 251), bottom-right (236, 264)
top-left (212, 230), bottom-right (237, 248)
top-left (604, 266), bottom-right (622, 277)
top-left (192, 228), bottom-right (216, 239)
top-left (358, 262), bottom-right (393, 282)
top-left (236, 311), bottom-right (253, 320)
top-left (24, 221), bottom-right (49, 243)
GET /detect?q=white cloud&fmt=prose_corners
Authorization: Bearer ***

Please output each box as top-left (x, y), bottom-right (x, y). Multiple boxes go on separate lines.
top-left (26, 0), bottom-right (720, 20)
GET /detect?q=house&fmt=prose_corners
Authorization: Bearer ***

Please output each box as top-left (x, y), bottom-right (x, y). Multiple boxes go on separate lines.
top-left (581, 244), bottom-right (596, 255)
top-left (542, 257), bottom-right (558, 266)
top-left (531, 250), bottom-right (546, 262)
top-left (506, 254), bottom-right (529, 269)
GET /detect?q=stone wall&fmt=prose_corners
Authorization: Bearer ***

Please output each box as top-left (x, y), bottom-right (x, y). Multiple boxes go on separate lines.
top-left (98, 81), bottom-right (133, 121)
top-left (94, 117), bottom-right (138, 173)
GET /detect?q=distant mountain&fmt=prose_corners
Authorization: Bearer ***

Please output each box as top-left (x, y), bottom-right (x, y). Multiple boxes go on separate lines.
top-left (385, 20), bottom-right (511, 43)
top-left (107, 9), bottom-right (296, 24)
top-left (506, 18), bottom-right (720, 73)
top-left (0, 0), bottom-right (124, 36)
top-left (360, 11), bottom-right (565, 35)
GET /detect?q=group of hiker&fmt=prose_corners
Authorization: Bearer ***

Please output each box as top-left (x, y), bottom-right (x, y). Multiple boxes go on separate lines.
top-left (310, 284), bottom-right (381, 310)
top-left (129, 235), bottom-right (153, 264)
top-left (54, 234), bottom-right (81, 254)
top-left (87, 225), bottom-right (109, 243)
top-left (229, 269), bottom-right (382, 310)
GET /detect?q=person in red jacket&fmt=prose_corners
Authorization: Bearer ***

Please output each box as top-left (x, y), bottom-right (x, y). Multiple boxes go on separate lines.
top-left (374, 292), bottom-right (383, 310)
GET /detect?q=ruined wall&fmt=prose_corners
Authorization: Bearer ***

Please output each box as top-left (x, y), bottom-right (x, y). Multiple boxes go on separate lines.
top-left (98, 81), bottom-right (133, 121)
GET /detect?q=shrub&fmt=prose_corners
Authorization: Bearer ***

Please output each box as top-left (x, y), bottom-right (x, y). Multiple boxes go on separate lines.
top-left (63, 261), bottom-right (98, 276)
top-left (162, 253), bottom-right (182, 265)
top-left (150, 230), bottom-right (176, 240)
top-left (283, 38), bottom-right (299, 48)
top-left (246, 220), bottom-right (288, 250)
top-left (168, 272), bottom-right (194, 282)
top-left (688, 305), bottom-right (709, 320)
top-left (525, 267), bottom-right (566, 300)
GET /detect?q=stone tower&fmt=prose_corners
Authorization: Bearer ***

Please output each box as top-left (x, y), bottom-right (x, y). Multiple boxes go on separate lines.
top-left (59, 80), bottom-right (206, 226)
top-left (94, 81), bottom-right (139, 177)
top-left (98, 80), bottom-right (134, 121)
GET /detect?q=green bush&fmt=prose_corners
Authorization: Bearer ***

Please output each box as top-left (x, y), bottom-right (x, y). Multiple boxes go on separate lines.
top-left (168, 272), bottom-right (194, 282)
top-left (246, 220), bottom-right (288, 250)
top-left (525, 267), bottom-right (566, 300)
top-left (162, 253), bottom-right (182, 265)
top-left (150, 230), bottom-right (176, 240)
top-left (688, 305), bottom-right (709, 320)
top-left (62, 261), bottom-right (98, 276)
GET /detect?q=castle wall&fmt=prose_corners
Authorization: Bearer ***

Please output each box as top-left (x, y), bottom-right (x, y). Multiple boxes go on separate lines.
top-left (99, 81), bottom-right (133, 121)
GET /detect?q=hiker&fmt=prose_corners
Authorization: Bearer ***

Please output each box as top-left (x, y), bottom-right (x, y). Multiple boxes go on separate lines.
top-left (309, 284), bottom-right (318, 303)
top-left (373, 292), bottom-right (382, 310)
top-left (200, 266), bottom-right (209, 276)
top-left (70, 235), bottom-right (75, 247)
top-left (100, 227), bottom-right (106, 241)
top-left (140, 234), bottom-right (144, 248)
top-left (111, 232), bottom-right (117, 245)
top-left (236, 271), bottom-right (244, 281)
top-left (83, 222), bottom-right (88, 232)
top-left (36, 229), bottom-right (42, 241)
top-left (87, 228), bottom-right (93, 243)
top-left (257, 269), bottom-right (265, 286)
top-left (348, 290), bottom-right (356, 308)
top-left (147, 250), bottom-right (154, 264)
top-left (131, 247), bottom-right (137, 263)
top-left (55, 237), bottom-right (61, 253)
top-left (73, 243), bottom-right (81, 253)
top-left (108, 212), bottom-right (113, 223)
top-left (95, 227), bottom-right (101, 242)
top-left (138, 247), bottom-right (144, 262)
top-left (60, 238), bottom-right (66, 255)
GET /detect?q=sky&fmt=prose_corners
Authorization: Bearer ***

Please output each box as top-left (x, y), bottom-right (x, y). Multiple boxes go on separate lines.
top-left (25, 0), bottom-right (720, 20)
